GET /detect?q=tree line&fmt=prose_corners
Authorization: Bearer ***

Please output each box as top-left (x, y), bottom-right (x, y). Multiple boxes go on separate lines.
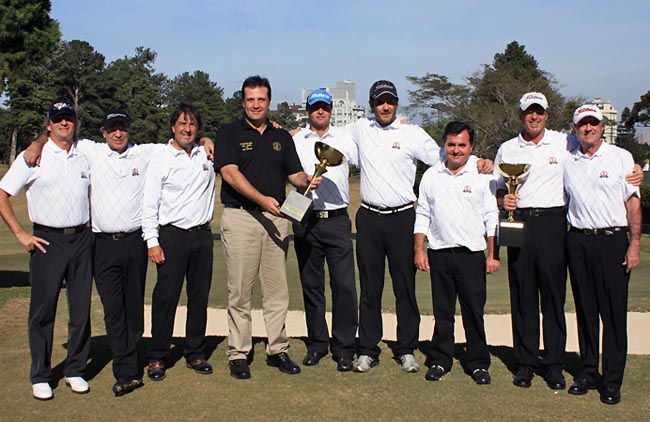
top-left (1, 2), bottom-right (649, 165)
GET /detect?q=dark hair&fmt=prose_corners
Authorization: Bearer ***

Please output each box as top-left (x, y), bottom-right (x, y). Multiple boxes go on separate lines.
top-left (443, 121), bottom-right (475, 145)
top-left (170, 102), bottom-right (202, 130)
top-left (241, 75), bottom-right (272, 100)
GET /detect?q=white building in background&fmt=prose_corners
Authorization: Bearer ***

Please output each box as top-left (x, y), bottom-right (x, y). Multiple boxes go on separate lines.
top-left (592, 98), bottom-right (618, 144)
top-left (301, 80), bottom-right (366, 126)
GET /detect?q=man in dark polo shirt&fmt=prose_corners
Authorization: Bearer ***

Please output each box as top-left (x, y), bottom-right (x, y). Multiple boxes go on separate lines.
top-left (214, 75), bottom-right (319, 379)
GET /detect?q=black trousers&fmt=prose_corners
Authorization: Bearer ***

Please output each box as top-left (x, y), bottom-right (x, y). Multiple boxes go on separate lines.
top-left (293, 215), bottom-right (358, 359)
top-left (427, 248), bottom-right (489, 372)
top-left (355, 207), bottom-right (419, 357)
top-left (507, 211), bottom-right (567, 370)
top-left (148, 226), bottom-right (213, 362)
top-left (567, 229), bottom-right (629, 390)
top-left (94, 230), bottom-right (147, 383)
top-left (28, 226), bottom-right (93, 384)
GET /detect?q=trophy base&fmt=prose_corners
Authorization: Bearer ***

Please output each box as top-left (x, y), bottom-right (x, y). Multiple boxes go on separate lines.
top-left (280, 191), bottom-right (313, 223)
top-left (498, 221), bottom-right (526, 247)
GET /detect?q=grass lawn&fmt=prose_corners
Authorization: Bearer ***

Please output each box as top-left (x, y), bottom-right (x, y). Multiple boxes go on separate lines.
top-left (1, 165), bottom-right (650, 421)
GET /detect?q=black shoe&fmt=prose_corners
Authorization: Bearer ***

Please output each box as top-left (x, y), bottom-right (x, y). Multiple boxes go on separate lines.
top-left (229, 359), bottom-right (251, 380)
top-left (267, 352), bottom-right (301, 375)
top-left (302, 351), bottom-right (327, 366)
top-left (186, 358), bottom-right (213, 375)
top-left (600, 387), bottom-right (621, 405)
top-left (112, 378), bottom-right (142, 397)
top-left (425, 365), bottom-right (446, 381)
top-left (472, 369), bottom-right (491, 385)
top-left (568, 378), bottom-right (599, 396)
top-left (336, 357), bottom-right (353, 372)
top-left (545, 369), bottom-right (566, 390)
top-left (513, 366), bottom-right (534, 388)
top-left (147, 360), bottom-right (166, 382)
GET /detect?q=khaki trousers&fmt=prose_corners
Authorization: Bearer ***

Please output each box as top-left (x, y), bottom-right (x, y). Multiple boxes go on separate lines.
top-left (221, 208), bottom-right (290, 360)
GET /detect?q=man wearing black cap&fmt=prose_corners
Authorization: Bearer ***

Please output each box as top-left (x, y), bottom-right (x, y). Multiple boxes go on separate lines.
top-left (0, 100), bottom-right (92, 400)
top-left (564, 104), bottom-right (641, 405)
top-left (346, 81), bottom-right (490, 374)
top-left (292, 89), bottom-right (358, 372)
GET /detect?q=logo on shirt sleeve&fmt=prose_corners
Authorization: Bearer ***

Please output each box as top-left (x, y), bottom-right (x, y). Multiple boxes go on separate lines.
top-left (273, 142), bottom-right (282, 151)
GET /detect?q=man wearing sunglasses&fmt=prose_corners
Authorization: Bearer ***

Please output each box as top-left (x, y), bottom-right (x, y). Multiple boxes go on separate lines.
top-left (0, 101), bottom-right (92, 400)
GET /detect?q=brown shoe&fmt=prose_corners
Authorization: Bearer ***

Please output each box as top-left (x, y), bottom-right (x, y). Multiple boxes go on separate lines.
top-left (186, 358), bottom-right (213, 375)
top-left (147, 360), bottom-right (166, 382)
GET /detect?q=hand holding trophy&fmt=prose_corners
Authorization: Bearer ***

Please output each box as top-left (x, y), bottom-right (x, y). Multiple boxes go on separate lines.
top-left (281, 141), bottom-right (346, 222)
top-left (497, 163), bottom-right (531, 247)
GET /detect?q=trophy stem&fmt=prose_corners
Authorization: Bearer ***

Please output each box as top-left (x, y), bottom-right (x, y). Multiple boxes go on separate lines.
top-left (303, 160), bottom-right (328, 197)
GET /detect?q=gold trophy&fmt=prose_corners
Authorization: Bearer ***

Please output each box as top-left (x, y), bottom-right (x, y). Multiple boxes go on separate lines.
top-left (280, 141), bottom-right (346, 223)
top-left (497, 163), bottom-right (531, 247)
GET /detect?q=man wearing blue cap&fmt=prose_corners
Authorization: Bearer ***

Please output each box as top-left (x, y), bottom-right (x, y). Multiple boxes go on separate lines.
top-left (292, 89), bottom-right (358, 371)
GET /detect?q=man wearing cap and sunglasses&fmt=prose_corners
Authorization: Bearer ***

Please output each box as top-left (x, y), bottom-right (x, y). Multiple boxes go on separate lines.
top-left (564, 104), bottom-right (641, 405)
top-left (0, 100), bottom-right (92, 400)
top-left (346, 80), bottom-right (492, 375)
top-left (24, 109), bottom-right (214, 396)
top-left (495, 93), bottom-right (642, 390)
top-left (292, 89), bottom-right (358, 372)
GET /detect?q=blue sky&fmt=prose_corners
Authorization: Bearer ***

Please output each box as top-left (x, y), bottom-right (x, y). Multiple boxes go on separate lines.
top-left (51, 0), bottom-right (649, 116)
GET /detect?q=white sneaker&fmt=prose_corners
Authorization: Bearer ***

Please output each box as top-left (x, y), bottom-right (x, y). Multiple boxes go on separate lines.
top-left (32, 382), bottom-right (53, 400)
top-left (353, 355), bottom-right (378, 373)
top-left (64, 376), bottom-right (89, 394)
top-left (399, 354), bottom-right (420, 373)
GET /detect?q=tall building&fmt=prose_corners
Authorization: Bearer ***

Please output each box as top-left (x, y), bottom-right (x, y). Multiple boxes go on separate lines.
top-left (592, 98), bottom-right (618, 144)
top-left (301, 80), bottom-right (366, 126)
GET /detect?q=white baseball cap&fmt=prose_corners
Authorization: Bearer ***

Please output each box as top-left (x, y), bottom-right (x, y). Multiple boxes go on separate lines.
top-left (519, 92), bottom-right (548, 111)
top-left (573, 104), bottom-right (603, 125)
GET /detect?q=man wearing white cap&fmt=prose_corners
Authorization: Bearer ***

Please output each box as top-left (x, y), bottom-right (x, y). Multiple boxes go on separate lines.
top-left (292, 89), bottom-right (358, 372)
top-left (564, 104), bottom-right (641, 405)
top-left (496, 93), bottom-right (642, 390)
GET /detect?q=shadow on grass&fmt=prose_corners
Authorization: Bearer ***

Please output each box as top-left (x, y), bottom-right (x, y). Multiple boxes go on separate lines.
top-left (0, 271), bottom-right (29, 287)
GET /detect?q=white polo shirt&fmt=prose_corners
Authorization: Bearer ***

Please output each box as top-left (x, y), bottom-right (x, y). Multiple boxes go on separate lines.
top-left (292, 125), bottom-right (357, 211)
top-left (564, 141), bottom-right (639, 229)
top-left (0, 139), bottom-right (90, 227)
top-left (414, 162), bottom-right (498, 252)
top-left (494, 129), bottom-right (574, 208)
top-left (76, 140), bottom-right (164, 233)
top-left (346, 117), bottom-right (443, 208)
top-left (141, 140), bottom-right (215, 248)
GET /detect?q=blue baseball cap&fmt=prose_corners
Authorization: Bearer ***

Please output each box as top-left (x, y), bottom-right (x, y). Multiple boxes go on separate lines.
top-left (307, 89), bottom-right (332, 106)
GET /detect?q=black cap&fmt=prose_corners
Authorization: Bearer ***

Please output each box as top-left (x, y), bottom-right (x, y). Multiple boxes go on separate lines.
top-left (102, 110), bottom-right (132, 128)
top-left (369, 80), bottom-right (398, 100)
top-left (47, 100), bottom-right (76, 121)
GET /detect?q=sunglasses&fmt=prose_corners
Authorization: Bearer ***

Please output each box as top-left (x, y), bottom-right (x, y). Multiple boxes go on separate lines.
top-left (50, 115), bottom-right (75, 124)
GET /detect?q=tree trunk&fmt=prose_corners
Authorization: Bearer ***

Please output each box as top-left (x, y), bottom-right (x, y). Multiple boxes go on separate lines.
top-left (9, 127), bottom-right (17, 166)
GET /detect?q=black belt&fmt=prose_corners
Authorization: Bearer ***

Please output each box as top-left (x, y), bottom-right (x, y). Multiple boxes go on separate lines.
top-left (224, 204), bottom-right (263, 212)
top-left (569, 226), bottom-right (627, 236)
top-left (95, 230), bottom-right (140, 241)
top-left (33, 223), bottom-right (88, 235)
top-left (431, 246), bottom-right (474, 254)
top-left (514, 206), bottom-right (565, 217)
top-left (311, 208), bottom-right (348, 219)
top-left (161, 223), bottom-right (211, 232)
top-left (361, 202), bottom-right (414, 215)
